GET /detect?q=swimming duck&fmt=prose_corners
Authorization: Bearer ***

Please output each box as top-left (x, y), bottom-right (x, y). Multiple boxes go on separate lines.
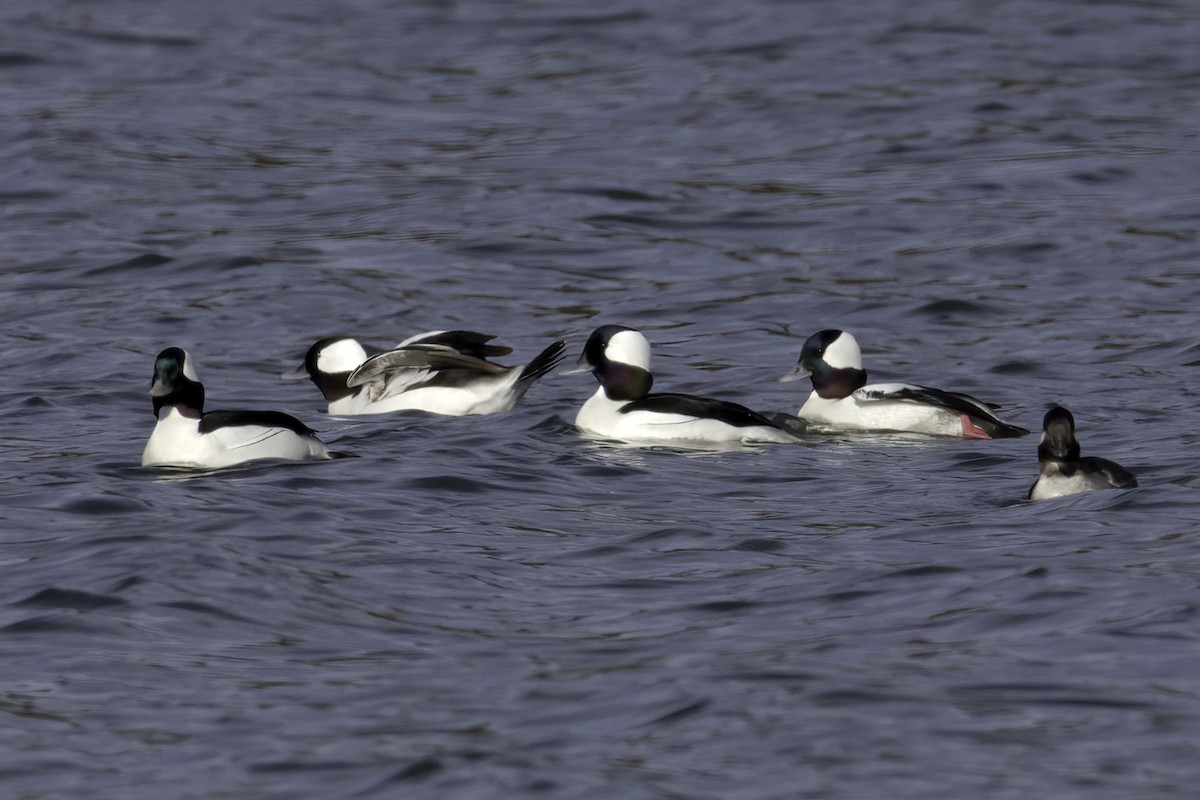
top-left (300, 330), bottom-right (565, 416)
top-left (1029, 406), bottom-right (1137, 500)
top-left (781, 329), bottom-right (1027, 438)
top-left (570, 325), bottom-right (799, 445)
top-left (143, 347), bottom-right (330, 468)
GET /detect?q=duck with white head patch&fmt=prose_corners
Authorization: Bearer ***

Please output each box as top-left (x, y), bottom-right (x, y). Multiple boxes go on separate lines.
top-left (1029, 406), bottom-right (1136, 500)
top-left (569, 325), bottom-right (799, 446)
top-left (143, 348), bottom-right (331, 469)
top-left (297, 330), bottom-right (565, 416)
top-left (781, 329), bottom-right (1028, 438)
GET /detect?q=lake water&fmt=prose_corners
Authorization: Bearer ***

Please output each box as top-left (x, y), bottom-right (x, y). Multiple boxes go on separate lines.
top-left (2, 0), bottom-right (1199, 797)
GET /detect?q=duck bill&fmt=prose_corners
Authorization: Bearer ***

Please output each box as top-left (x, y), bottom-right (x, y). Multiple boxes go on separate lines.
top-left (778, 364), bottom-right (811, 383)
top-left (148, 376), bottom-right (173, 397)
top-left (279, 364), bottom-right (310, 381)
top-left (560, 356), bottom-right (593, 376)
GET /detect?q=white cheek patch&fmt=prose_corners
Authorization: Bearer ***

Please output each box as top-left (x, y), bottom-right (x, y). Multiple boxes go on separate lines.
top-left (317, 339), bottom-right (368, 373)
top-left (180, 350), bottom-right (200, 381)
top-left (607, 330), bottom-right (652, 370)
top-left (823, 332), bottom-right (862, 370)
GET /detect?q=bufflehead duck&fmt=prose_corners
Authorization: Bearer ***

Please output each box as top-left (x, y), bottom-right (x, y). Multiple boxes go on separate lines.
top-left (142, 347), bottom-right (331, 469)
top-left (781, 329), bottom-right (1028, 438)
top-left (1029, 406), bottom-right (1137, 500)
top-left (569, 325), bottom-right (799, 445)
top-left (300, 330), bottom-right (566, 416)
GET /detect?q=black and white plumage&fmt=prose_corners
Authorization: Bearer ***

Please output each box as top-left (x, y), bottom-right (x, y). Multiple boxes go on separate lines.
top-left (781, 329), bottom-right (1028, 438)
top-left (569, 325), bottom-right (799, 445)
top-left (1029, 406), bottom-right (1137, 500)
top-left (142, 348), bottom-right (330, 468)
top-left (299, 330), bottom-right (565, 416)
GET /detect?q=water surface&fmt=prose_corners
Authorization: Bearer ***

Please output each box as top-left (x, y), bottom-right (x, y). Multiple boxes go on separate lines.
top-left (2, 1), bottom-right (1199, 797)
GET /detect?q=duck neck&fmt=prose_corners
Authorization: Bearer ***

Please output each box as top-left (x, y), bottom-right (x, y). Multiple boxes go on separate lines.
top-left (597, 363), bottom-right (653, 401)
top-left (154, 379), bottom-right (204, 418)
top-left (811, 365), bottom-right (867, 399)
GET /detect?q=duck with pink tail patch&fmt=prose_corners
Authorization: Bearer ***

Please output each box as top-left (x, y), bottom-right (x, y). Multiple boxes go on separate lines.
top-left (780, 329), bottom-right (1028, 439)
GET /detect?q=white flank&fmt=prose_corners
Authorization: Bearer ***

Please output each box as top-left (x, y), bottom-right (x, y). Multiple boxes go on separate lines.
top-left (142, 407), bottom-right (329, 469)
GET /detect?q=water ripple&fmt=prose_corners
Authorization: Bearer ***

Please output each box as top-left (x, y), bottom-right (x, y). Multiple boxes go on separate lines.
top-left (1, 0), bottom-right (1197, 798)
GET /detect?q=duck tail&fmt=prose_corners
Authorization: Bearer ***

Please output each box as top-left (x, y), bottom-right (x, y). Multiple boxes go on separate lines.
top-left (516, 340), bottom-right (567, 389)
top-left (981, 417), bottom-right (1031, 438)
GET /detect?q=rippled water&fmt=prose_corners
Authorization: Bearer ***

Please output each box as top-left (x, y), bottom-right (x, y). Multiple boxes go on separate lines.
top-left (3, 0), bottom-right (1200, 797)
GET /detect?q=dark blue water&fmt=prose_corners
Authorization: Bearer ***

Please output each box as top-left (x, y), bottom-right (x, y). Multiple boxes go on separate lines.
top-left (2, 1), bottom-right (1199, 797)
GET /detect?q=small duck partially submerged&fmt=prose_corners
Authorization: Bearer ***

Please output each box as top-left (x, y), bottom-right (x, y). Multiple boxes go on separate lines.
top-left (299, 330), bottom-right (565, 416)
top-left (1029, 406), bottom-right (1137, 500)
top-left (143, 348), bottom-right (330, 469)
top-left (781, 329), bottom-right (1028, 438)
top-left (570, 325), bottom-right (799, 446)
